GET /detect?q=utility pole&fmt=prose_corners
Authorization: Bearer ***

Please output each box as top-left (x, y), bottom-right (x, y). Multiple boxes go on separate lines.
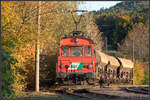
top-left (132, 40), bottom-right (135, 61)
top-left (0, 2), bottom-right (2, 99)
top-left (132, 40), bottom-right (134, 85)
top-left (105, 37), bottom-right (108, 53)
top-left (35, 1), bottom-right (41, 92)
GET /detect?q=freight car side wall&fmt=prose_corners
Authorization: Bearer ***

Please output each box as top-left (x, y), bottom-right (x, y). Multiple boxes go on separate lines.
top-left (95, 50), bottom-right (134, 84)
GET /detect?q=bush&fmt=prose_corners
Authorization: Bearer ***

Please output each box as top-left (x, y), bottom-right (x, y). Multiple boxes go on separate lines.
top-left (142, 63), bottom-right (149, 84)
top-left (1, 49), bottom-right (17, 98)
top-left (133, 60), bottom-right (147, 85)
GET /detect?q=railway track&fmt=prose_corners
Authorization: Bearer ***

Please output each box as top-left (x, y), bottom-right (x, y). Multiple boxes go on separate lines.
top-left (47, 85), bottom-right (149, 100)
top-left (125, 87), bottom-right (148, 94)
top-left (52, 87), bottom-right (94, 100)
top-left (66, 90), bottom-right (95, 100)
top-left (141, 87), bottom-right (149, 92)
top-left (63, 88), bottom-right (120, 100)
top-left (52, 85), bottom-right (121, 100)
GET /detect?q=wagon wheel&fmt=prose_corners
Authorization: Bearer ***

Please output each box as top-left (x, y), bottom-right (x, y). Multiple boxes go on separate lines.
top-left (86, 79), bottom-right (94, 85)
top-left (56, 78), bottom-right (64, 85)
top-left (72, 78), bottom-right (81, 85)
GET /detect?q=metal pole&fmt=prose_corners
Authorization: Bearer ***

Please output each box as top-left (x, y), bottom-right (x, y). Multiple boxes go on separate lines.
top-left (0, 1), bottom-right (2, 99)
top-left (132, 40), bottom-right (134, 85)
top-left (70, 11), bottom-right (84, 31)
top-left (75, 22), bottom-right (78, 31)
top-left (106, 37), bottom-right (108, 53)
top-left (132, 40), bottom-right (134, 61)
top-left (35, 1), bottom-right (41, 92)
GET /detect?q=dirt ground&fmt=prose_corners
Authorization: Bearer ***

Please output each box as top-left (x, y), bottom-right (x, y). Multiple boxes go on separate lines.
top-left (4, 85), bottom-right (149, 100)
top-left (5, 91), bottom-right (147, 100)
top-left (6, 94), bottom-right (128, 100)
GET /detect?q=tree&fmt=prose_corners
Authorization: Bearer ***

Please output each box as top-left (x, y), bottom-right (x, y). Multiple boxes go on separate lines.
top-left (93, 1), bottom-right (149, 49)
top-left (1, 49), bottom-right (16, 98)
top-left (133, 61), bottom-right (146, 85)
top-left (83, 13), bottom-right (104, 51)
top-left (1, 1), bottom-right (78, 95)
top-left (142, 64), bottom-right (149, 84)
top-left (118, 22), bottom-right (149, 62)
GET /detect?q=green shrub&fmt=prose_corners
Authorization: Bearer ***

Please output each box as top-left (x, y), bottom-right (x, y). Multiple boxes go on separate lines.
top-left (1, 49), bottom-right (17, 98)
top-left (134, 61), bottom-right (146, 85)
top-left (142, 64), bottom-right (149, 84)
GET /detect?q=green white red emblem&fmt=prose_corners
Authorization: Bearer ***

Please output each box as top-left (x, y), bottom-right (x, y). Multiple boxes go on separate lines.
top-left (68, 62), bottom-right (85, 70)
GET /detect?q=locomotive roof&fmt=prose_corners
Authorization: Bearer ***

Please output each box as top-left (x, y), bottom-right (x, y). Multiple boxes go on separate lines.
top-left (60, 37), bottom-right (94, 45)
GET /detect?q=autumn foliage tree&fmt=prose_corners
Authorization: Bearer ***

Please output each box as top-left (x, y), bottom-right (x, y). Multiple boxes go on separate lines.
top-left (93, 1), bottom-right (149, 49)
top-left (1, 1), bottom-right (78, 97)
top-left (81, 13), bottom-right (104, 51)
top-left (118, 22), bottom-right (149, 61)
top-left (134, 61), bottom-right (148, 85)
top-left (2, 2), bottom-right (38, 95)
top-left (118, 22), bottom-right (149, 85)
top-left (93, 1), bottom-right (149, 85)
top-left (1, 48), bottom-right (17, 98)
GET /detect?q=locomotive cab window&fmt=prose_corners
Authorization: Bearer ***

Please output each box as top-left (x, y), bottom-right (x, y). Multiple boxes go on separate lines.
top-left (61, 46), bottom-right (68, 56)
top-left (71, 46), bottom-right (83, 57)
top-left (85, 46), bottom-right (92, 56)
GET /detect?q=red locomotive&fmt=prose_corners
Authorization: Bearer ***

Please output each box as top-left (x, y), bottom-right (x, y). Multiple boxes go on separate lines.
top-left (56, 10), bottom-right (134, 85)
top-left (56, 34), bottom-right (134, 85)
top-left (56, 34), bottom-right (96, 84)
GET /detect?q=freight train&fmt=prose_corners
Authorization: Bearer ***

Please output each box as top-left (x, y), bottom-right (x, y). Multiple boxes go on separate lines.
top-left (56, 32), bottom-right (134, 85)
top-left (95, 50), bottom-right (134, 85)
top-left (56, 10), bottom-right (133, 85)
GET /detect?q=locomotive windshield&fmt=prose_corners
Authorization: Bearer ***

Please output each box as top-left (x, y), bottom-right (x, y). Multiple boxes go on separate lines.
top-left (61, 46), bottom-right (68, 56)
top-left (61, 46), bottom-right (92, 57)
top-left (71, 46), bottom-right (83, 57)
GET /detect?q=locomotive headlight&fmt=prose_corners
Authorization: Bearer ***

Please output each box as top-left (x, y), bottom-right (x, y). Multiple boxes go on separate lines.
top-left (60, 64), bottom-right (65, 68)
top-left (88, 64), bottom-right (92, 69)
top-left (74, 38), bottom-right (78, 42)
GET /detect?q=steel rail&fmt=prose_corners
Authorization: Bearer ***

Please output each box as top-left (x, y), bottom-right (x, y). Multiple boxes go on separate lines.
top-left (125, 87), bottom-right (148, 94)
top-left (65, 91), bottom-right (95, 100)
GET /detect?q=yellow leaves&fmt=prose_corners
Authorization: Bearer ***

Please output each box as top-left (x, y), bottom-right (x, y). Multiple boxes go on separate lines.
top-left (1, 2), bottom-right (13, 16)
top-left (138, 16), bottom-right (143, 20)
top-left (134, 60), bottom-right (145, 85)
top-left (10, 43), bottom-right (35, 92)
top-left (85, 13), bottom-right (103, 50)
top-left (121, 15), bottom-right (131, 23)
top-left (2, 1), bottom-right (78, 93)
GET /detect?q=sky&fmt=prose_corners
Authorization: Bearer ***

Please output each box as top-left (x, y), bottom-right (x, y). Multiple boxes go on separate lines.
top-left (77, 1), bottom-right (122, 12)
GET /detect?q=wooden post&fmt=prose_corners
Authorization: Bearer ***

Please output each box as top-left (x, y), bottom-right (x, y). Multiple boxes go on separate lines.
top-left (35, 1), bottom-right (41, 92)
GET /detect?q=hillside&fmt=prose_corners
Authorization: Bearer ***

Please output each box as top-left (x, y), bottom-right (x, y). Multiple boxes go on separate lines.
top-left (92, 1), bottom-right (149, 85)
top-left (93, 1), bottom-right (149, 50)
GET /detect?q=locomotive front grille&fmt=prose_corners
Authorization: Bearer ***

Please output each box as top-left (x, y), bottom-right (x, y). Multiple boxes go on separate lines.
top-left (56, 72), bottom-right (96, 79)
